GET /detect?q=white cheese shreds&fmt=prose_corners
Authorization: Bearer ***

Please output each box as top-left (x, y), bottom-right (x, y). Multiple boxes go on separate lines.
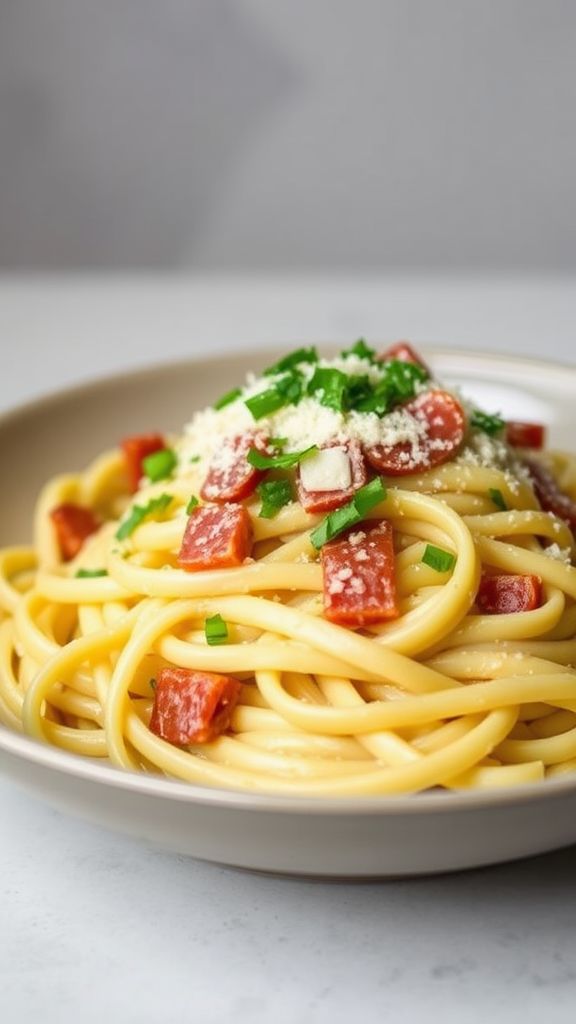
top-left (299, 446), bottom-right (352, 492)
top-left (543, 543), bottom-right (572, 564)
top-left (172, 347), bottom-right (521, 485)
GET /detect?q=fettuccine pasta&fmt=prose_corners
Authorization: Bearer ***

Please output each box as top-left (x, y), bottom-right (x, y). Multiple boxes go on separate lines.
top-left (1, 340), bottom-right (576, 796)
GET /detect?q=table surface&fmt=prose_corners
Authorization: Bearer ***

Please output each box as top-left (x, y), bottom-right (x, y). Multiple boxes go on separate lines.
top-left (2, 274), bottom-right (576, 1024)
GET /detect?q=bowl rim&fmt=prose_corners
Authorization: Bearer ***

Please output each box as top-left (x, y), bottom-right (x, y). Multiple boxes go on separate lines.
top-left (2, 345), bottom-right (576, 818)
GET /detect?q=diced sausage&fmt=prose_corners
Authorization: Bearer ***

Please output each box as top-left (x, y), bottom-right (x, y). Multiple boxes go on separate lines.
top-left (506, 421), bottom-right (546, 450)
top-left (524, 458), bottom-right (576, 532)
top-left (321, 521), bottom-right (399, 626)
top-left (150, 667), bottom-right (241, 745)
top-left (379, 341), bottom-right (430, 373)
top-left (364, 389), bottom-right (465, 476)
top-left (476, 574), bottom-right (542, 614)
top-left (178, 504), bottom-right (252, 571)
top-left (200, 433), bottom-right (269, 503)
top-left (50, 503), bottom-right (100, 561)
top-left (121, 433), bottom-right (166, 492)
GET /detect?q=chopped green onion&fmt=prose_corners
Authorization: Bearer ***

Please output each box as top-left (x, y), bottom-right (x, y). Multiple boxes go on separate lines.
top-left (257, 478), bottom-right (293, 519)
top-left (245, 386), bottom-right (288, 420)
top-left (307, 367), bottom-right (348, 411)
top-left (189, 455), bottom-right (201, 464)
top-left (470, 409), bottom-right (505, 436)
top-left (75, 568), bottom-right (108, 578)
top-left (422, 544), bottom-right (456, 573)
top-left (310, 478), bottom-right (387, 549)
top-left (186, 495), bottom-right (199, 515)
top-left (263, 347), bottom-right (318, 376)
top-left (274, 370), bottom-right (305, 405)
top-left (245, 370), bottom-right (305, 419)
top-left (268, 437), bottom-right (288, 449)
top-left (214, 387), bottom-right (242, 411)
top-left (143, 447), bottom-right (177, 482)
top-left (340, 338), bottom-right (377, 362)
top-left (204, 614), bottom-right (229, 646)
top-left (489, 488), bottom-right (508, 512)
top-left (247, 444), bottom-right (318, 470)
top-left (353, 477), bottom-right (387, 515)
top-left (115, 493), bottom-right (173, 540)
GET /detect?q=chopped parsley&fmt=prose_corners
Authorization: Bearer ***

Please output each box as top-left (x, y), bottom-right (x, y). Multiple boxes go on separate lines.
top-left (143, 447), bottom-right (177, 482)
top-left (247, 444), bottom-right (318, 470)
top-left (257, 478), bottom-right (293, 519)
top-left (189, 455), bottom-right (201, 464)
top-left (214, 387), bottom-right (242, 411)
top-left (204, 614), bottom-right (229, 646)
top-left (263, 347), bottom-right (318, 376)
top-left (422, 544), bottom-right (456, 573)
top-left (115, 493), bottom-right (173, 540)
top-left (470, 409), bottom-right (505, 436)
top-left (310, 478), bottom-right (387, 549)
top-left (75, 568), bottom-right (108, 578)
top-left (489, 488), bottom-right (508, 512)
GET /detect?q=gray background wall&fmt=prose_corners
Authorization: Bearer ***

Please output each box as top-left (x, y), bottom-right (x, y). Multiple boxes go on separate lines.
top-left (0, 0), bottom-right (574, 270)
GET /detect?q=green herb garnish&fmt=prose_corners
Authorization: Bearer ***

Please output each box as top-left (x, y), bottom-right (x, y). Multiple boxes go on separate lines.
top-left (204, 614), bottom-right (229, 646)
top-left (189, 455), bottom-right (201, 464)
top-left (257, 478), bottom-right (293, 519)
top-left (214, 387), bottom-right (242, 411)
top-left (489, 488), bottom-right (508, 512)
top-left (470, 409), bottom-right (505, 436)
top-left (263, 347), bottom-right (318, 376)
top-left (310, 478), bottom-right (387, 549)
top-left (244, 386), bottom-right (287, 420)
top-left (75, 568), bottom-right (108, 578)
top-left (143, 447), bottom-right (177, 482)
top-left (150, 677), bottom-right (157, 692)
top-left (115, 493), bottom-right (173, 540)
top-left (186, 495), bottom-right (199, 515)
top-left (422, 544), bottom-right (456, 573)
top-left (340, 338), bottom-right (377, 362)
top-left (307, 367), bottom-right (348, 412)
top-left (247, 445), bottom-right (318, 470)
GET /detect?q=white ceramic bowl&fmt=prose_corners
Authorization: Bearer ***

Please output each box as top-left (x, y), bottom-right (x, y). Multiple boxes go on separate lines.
top-left (2, 348), bottom-right (576, 878)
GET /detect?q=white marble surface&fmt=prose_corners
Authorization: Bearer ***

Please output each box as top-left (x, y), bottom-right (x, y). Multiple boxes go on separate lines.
top-left (2, 275), bottom-right (576, 1024)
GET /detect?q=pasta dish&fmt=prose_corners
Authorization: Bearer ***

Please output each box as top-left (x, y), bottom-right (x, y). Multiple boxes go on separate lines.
top-left (1, 341), bottom-right (576, 797)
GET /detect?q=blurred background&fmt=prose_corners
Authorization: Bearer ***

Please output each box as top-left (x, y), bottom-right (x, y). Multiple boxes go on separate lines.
top-left (1, 0), bottom-right (574, 272)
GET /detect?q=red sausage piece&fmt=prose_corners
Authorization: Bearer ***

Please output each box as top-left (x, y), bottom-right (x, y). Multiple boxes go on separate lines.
top-left (476, 574), bottom-right (542, 615)
top-left (321, 521), bottom-right (399, 627)
top-left (150, 668), bottom-right (241, 745)
top-left (524, 458), bottom-right (576, 532)
top-left (506, 421), bottom-right (546, 450)
top-left (200, 433), bottom-right (268, 503)
top-left (50, 503), bottom-right (100, 561)
top-left (364, 390), bottom-right (465, 476)
top-left (178, 504), bottom-right (252, 571)
top-left (379, 341), bottom-right (430, 374)
top-left (121, 433), bottom-right (166, 492)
